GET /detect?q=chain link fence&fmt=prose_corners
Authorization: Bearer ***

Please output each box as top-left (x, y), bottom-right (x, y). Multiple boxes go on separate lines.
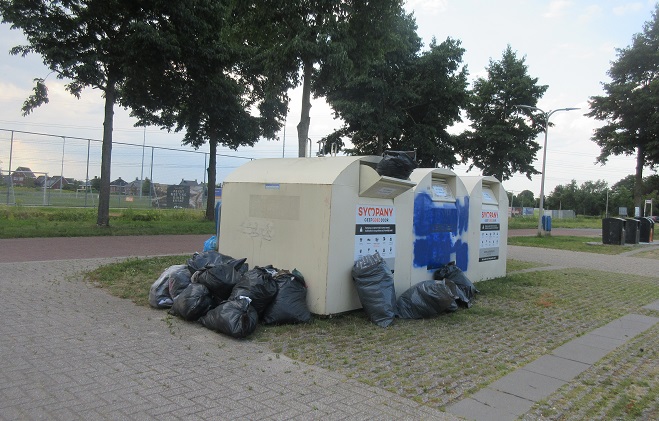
top-left (0, 128), bottom-right (253, 208)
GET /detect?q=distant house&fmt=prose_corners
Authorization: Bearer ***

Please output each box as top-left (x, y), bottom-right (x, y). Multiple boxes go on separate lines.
top-left (11, 167), bottom-right (36, 186)
top-left (46, 176), bottom-right (74, 189)
top-left (126, 177), bottom-right (143, 196)
top-left (179, 179), bottom-right (199, 187)
top-left (110, 177), bottom-right (128, 194)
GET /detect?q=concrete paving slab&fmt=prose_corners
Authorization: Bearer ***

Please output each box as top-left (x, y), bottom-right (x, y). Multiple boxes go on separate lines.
top-left (446, 397), bottom-right (521, 421)
top-left (488, 369), bottom-right (566, 402)
top-left (521, 354), bottom-right (590, 381)
top-left (589, 314), bottom-right (659, 339)
top-left (551, 341), bottom-right (612, 364)
top-left (470, 388), bottom-right (535, 415)
top-left (642, 299), bottom-right (659, 311)
top-left (572, 333), bottom-right (626, 350)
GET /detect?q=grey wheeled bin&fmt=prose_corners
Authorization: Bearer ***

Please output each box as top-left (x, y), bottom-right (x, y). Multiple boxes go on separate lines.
top-left (638, 217), bottom-right (654, 243)
top-left (625, 218), bottom-right (640, 244)
top-left (602, 217), bottom-right (625, 245)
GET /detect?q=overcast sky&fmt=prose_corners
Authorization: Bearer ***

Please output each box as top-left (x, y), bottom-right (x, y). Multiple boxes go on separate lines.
top-left (0, 1), bottom-right (657, 197)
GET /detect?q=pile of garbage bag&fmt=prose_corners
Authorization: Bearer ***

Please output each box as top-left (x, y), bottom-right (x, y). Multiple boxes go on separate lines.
top-left (151, 248), bottom-right (479, 335)
top-left (351, 253), bottom-right (479, 326)
top-left (149, 251), bottom-right (312, 339)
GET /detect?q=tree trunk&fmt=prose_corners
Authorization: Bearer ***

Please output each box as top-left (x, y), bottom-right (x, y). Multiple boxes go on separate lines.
top-left (634, 144), bottom-right (645, 215)
top-left (96, 77), bottom-right (116, 227)
top-left (205, 137), bottom-right (217, 221)
top-left (297, 61), bottom-right (312, 158)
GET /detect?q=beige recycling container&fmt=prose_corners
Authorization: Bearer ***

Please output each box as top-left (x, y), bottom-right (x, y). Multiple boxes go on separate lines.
top-left (460, 176), bottom-right (508, 282)
top-left (217, 156), bottom-right (415, 315)
top-left (397, 168), bottom-right (470, 290)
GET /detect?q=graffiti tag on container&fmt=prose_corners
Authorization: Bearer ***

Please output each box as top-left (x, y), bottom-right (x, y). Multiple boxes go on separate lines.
top-left (241, 220), bottom-right (274, 241)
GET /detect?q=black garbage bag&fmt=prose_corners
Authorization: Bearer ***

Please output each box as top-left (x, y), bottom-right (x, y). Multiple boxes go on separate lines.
top-left (434, 262), bottom-right (479, 305)
top-left (396, 280), bottom-right (458, 319)
top-left (200, 296), bottom-right (259, 339)
top-left (375, 151), bottom-right (417, 180)
top-left (229, 266), bottom-right (278, 317)
top-left (169, 283), bottom-right (215, 321)
top-left (187, 250), bottom-right (237, 274)
top-left (149, 264), bottom-right (187, 309)
top-left (351, 252), bottom-right (397, 327)
top-left (193, 257), bottom-right (248, 301)
top-left (263, 269), bottom-right (312, 325)
top-left (168, 265), bottom-right (193, 299)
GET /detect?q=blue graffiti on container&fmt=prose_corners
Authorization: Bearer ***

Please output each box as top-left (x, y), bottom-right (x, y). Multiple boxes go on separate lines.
top-left (413, 192), bottom-right (469, 272)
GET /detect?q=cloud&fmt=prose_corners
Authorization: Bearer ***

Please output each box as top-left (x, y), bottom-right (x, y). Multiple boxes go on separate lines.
top-left (404, 0), bottom-right (448, 15)
top-left (544, 0), bottom-right (573, 18)
top-left (613, 2), bottom-right (644, 16)
top-left (578, 5), bottom-right (602, 23)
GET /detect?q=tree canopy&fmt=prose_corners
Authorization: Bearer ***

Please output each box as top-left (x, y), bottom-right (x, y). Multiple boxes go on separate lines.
top-left (587, 4), bottom-right (659, 212)
top-left (319, 8), bottom-right (468, 167)
top-left (461, 45), bottom-right (548, 181)
top-left (121, 1), bottom-right (288, 219)
top-left (0, 0), bottom-right (171, 225)
top-left (245, 0), bottom-right (406, 157)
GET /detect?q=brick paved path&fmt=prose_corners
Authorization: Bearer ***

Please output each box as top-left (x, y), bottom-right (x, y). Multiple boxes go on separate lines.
top-left (0, 242), bottom-right (457, 420)
top-left (2, 233), bottom-right (657, 420)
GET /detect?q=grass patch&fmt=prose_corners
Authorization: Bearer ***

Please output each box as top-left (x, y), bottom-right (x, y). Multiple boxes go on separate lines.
top-left (630, 248), bottom-right (659, 260)
top-left (507, 235), bottom-right (636, 254)
top-left (506, 259), bottom-right (548, 272)
top-left (508, 216), bottom-right (602, 230)
top-left (86, 255), bottom-right (188, 306)
top-left (86, 258), bottom-right (659, 413)
top-left (0, 206), bottom-right (214, 238)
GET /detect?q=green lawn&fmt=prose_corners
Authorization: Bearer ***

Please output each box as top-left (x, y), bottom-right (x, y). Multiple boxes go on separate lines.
top-left (507, 235), bottom-right (638, 254)
top-left (0, 206), bottom-right (215, 238)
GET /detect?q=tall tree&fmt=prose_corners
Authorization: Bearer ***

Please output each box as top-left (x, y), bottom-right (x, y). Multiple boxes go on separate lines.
top-left (587, 5), bottom-right (659, 213)
top-left (323, 28), bottom-right (468, 167)
top-left (247, 0), bottom-right (404, 157)
top-left (122, 1), bottom-right (287, 220)
top-left (462, 45), bottom-right (548, 181)
top-left (0, 0), bottom-right (164, 226)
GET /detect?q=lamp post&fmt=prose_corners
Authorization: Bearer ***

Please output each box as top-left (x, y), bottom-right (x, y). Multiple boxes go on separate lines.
top-left (515, 105), bottom-right (579, 236)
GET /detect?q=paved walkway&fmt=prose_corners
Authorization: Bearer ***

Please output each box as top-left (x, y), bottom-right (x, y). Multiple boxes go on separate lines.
top-left (0, 238), bottom-right (457, 421)
top-left (1, 234), bottom-right (657, 420)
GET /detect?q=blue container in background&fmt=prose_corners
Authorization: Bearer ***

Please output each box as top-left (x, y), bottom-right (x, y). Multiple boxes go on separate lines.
top-left (542, 215), bottom-right (552, 232)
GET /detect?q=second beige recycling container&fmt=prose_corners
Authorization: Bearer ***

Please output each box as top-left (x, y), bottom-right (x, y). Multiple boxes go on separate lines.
top-left (399, 168), bottom-right (470, 291)
top-left (217, 156), bottom-right (415, 315)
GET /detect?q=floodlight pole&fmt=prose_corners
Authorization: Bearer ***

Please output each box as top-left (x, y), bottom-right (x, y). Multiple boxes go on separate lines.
top-left (515, 105), bottom-right (579, 236)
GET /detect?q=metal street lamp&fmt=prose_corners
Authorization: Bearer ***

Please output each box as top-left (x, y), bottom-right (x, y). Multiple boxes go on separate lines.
top-left (515, 105), bottom-right (579, 236)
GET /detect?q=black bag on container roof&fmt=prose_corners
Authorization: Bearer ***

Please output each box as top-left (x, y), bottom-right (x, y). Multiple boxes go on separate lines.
top-left (168, 265), bottom-right (193, 299)
top-left (187, 250), bottom-right (237, 274)
top-left (229, 266), bottom-right (278, 317)
top-left (169, 283), bottom-right (215, 321)
top-left (199, 296), bottom-right (259, 339)
top-left (375, 151), bottom-right (417, 180)
top-left (149, 264), bottom-right (187, 309)
top-left (396, 280), bottom-right (458, 319)
top-left (351, 252), bottom-right (397, 328)
top-left (262, 269), bottom-right (312, 325)
top-left (193, 257), bottom-right (248, 301)
top-left (433, 262), bottom-right (479, 305)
